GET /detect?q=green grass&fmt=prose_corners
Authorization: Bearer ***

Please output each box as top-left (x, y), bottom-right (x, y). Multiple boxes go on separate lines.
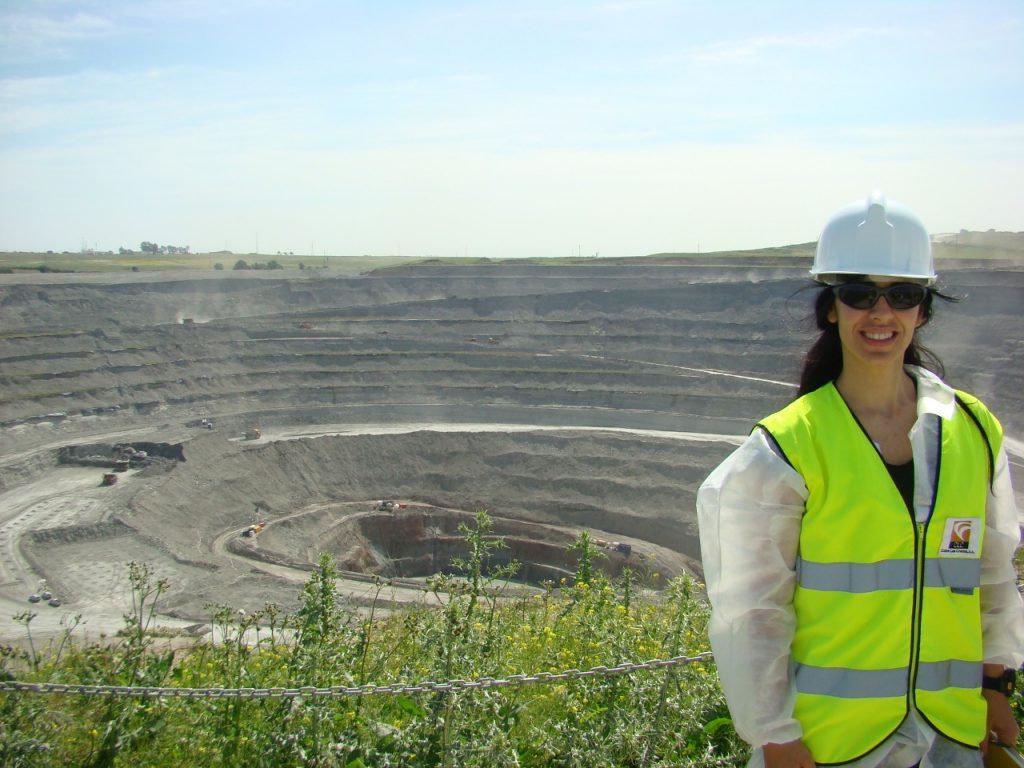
top-left (932, 242), bottom-right (1024, 260)
top-left (0, 516), bottom-right (744, 767)
top-left (0, 330), bottom-right (86, 341)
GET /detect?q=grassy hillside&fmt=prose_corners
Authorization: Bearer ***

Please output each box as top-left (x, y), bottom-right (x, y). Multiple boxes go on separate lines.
top-left (3, 230), bottom-right (1021, 274)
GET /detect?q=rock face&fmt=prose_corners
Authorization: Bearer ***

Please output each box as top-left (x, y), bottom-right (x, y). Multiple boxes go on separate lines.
top-left (1, 256), bottom-right (1021, 628)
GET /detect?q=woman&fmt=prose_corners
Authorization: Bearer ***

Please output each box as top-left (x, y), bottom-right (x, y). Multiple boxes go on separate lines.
top-left (697, 193), bottom-right (1024, 768)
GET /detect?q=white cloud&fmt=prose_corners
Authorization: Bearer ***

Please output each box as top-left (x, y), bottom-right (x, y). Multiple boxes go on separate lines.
top-left (130, 0), bottom-right (285, 20)
top-left (684, 25), bottom-right (906, 65)
top-left (0, 9), bottom-right (115, 61)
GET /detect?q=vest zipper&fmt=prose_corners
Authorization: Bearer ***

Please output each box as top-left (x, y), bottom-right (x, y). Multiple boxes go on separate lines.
top-left (908, 520), bottom-right (926, 710)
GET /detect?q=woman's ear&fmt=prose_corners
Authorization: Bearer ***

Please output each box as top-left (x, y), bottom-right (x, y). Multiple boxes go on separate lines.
top-left (827, 306), bottom-right (838, 324)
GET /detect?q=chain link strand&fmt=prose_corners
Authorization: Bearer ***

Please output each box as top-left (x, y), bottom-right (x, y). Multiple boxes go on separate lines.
top-left (0, 652), bottom-right (713, 699)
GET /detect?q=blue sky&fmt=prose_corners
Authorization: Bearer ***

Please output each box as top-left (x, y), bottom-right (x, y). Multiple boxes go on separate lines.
top-left (1, 1), bottom-right (1021, 258)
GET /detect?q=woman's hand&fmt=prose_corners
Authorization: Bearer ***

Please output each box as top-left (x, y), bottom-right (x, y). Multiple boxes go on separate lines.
top-left (982, 688), bottom-right (1020, 755)
top-left (763, 739), bottom-right (816, 768)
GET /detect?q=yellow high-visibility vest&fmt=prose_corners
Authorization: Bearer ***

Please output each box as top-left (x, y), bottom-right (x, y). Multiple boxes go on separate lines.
top-left (758, 383), bottom-right (999, 765)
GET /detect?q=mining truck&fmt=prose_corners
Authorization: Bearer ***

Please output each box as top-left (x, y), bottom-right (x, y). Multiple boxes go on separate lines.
top-left (593, 539), bottom-right (632, 557)
top-left (241, 506), bottom-right (269, 537)
top-left (241, 520), bottom-right (267, 538)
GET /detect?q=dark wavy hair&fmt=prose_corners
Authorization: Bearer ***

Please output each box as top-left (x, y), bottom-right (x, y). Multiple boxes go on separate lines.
top-left (796, 278), bottom-right (959, 397)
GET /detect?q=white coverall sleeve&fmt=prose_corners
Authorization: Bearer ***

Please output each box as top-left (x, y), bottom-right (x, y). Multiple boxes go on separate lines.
top-left (697, 429), bottom-right (808, 748)
top-left (980, 445), bottom-right (1024, 668)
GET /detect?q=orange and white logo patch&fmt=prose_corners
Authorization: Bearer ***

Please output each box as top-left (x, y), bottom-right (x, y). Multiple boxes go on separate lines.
top-left (939, 518), bottom-right (981, 557)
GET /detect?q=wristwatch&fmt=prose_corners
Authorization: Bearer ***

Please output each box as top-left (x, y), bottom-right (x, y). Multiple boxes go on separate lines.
top-left (982, 669), bottom-right (1018, 696)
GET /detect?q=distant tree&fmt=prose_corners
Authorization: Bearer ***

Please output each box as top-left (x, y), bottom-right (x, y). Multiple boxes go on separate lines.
top-left (140, 241), bottom-right (159, 254)
top-left (266, 259), bottom-right (283, 270)
top-left (298, 262), bottom-right (305, 270)
top-left (213, 263), bottom-right (224, 271)
top-left (233, 259), bottom-right (250, 270)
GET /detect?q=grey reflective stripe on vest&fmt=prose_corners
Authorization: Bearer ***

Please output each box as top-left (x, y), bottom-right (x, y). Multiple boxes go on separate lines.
top-left (917, 659), bottom-right (981, 691)
top-left (797, 557), bottom-right (982, 592)
top-left (794, 659), bottom-right (980, 698)
top-left (794, 664), bottom-right (907, 698)
top-left (924, 558), bottom-right (982, 591)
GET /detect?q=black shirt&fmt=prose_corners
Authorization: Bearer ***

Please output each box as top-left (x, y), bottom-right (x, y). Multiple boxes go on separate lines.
top-left (885, 459), bottom-right (914, 513)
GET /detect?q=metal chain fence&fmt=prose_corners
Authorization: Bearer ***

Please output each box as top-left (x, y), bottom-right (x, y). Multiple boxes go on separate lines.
top-left (0, 651), bottom-right (714, 699)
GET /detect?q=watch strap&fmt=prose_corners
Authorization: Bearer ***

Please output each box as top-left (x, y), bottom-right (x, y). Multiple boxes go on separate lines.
top-left (982, 669), bottom-right (1018, 696)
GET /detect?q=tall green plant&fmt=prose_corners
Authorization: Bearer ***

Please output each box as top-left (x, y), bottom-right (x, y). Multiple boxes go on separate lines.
top-left (85, 562), bottom-right (174, 768)
top-left (421, 510), bottom-right (521, 766)
top-left (569, 530), bottom-right (606, 587)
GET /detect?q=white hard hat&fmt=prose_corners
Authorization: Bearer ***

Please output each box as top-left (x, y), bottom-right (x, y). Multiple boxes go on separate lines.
top-left (810, 192), bottom-right (935, 284)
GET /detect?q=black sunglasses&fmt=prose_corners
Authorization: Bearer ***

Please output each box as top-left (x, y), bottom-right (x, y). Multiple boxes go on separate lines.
top-left (833, 282), bottom-right (929, 311)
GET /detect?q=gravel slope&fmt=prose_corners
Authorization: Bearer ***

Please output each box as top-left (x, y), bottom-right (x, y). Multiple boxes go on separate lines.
top-left (1, 256), bottom-right (1021, 643)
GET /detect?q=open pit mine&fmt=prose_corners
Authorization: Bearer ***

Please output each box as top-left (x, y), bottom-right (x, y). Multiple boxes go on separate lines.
top-left (1, 256), bottom-right (1022, 642)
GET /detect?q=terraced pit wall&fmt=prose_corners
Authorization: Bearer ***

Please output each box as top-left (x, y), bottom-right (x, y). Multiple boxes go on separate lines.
top-left (1, 257), bottom-right (1021, 625)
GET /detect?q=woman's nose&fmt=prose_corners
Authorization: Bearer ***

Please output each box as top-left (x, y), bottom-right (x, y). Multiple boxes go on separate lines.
top-left (869, 296), bottom-right (896, 316)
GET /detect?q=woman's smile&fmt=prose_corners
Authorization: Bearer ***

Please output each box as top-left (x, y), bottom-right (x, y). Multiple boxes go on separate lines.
top-left (863, 330), bottom-right (895, 341)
